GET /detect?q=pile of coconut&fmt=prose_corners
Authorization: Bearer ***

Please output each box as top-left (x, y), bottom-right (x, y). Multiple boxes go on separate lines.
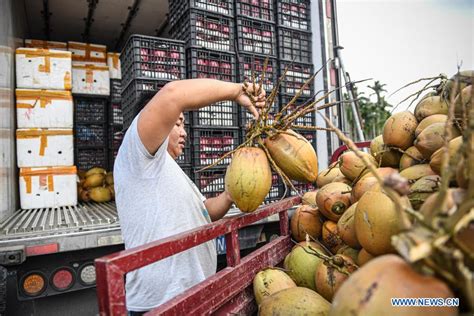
top-left (219, 68), bottom-right (472, 315)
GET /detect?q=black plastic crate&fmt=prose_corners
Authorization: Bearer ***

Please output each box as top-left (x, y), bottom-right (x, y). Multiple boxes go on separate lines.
top-left (170, 9), bottom-right (235, 52)
top-left (121, 79), bottom-right (167, 130)
top-left (108, 124), bottom-right (124, 150)
top-left (238, 54), bottom-right (278, 93)
top-left (108, 148), bottom-right (119, 171)
top-left (120, 35), bottom-right (186, 88)
top-left (187, 48), bottom-right (237, 82)
top-left (110, 79), bottom-right (122, 103)
top-left (191, 128), bottom-right (239, 168)
top-left (109, 102), bottom-right (123, 125)
top-left (265, 174), bottom-right (284, 204)
top-left (169, 0), bottom-right (234, 19)
top-left (75, 123), bottom-right (107, 147)
top-left (279, 61), bottom-right (314, 97)
top-left (181, 165), bottom-right (193, 179)
top-left (239, 97), bottom-right (279, 129)
top-left (191, 101), bottom-right (238, 127)
top-left (74, 97), bottom-right (107, 123)
top-left (75, 147), bottom-right (108, 171)
top-left (277, 27), bottom-right (312, 64)
top-left (236, 17), bottom-right (277, 56)
top-left (193, 167), bottom-right (226, 199)
top-left (235, 0), bottom-right (275, 22)
top-left (279, 95), bottom-right (315, 127)
top-left (276, 0), bottom-right (311, 32)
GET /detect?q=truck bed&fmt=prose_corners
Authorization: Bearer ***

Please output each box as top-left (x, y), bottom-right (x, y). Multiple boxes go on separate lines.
top-left (0, 202), bottom-right (122, 253)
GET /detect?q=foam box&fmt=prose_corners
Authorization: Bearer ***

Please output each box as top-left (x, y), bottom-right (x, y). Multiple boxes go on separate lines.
top-left (16, 89), bottom-right (73, 128)
top-left (68, 41), bottom-right (107, 66)
top-left (107, 53), bottom-right (121, 79)
top-left (16, 128), bottom-right (74, 167)
top-left (19, 166), bottom-right (77, 209)
top-left (24, 39), bottom-right (68, 51)
top-left (72, 64), bottom-right (110, 96)
top-left (16, 48), bottom-right (72, 90)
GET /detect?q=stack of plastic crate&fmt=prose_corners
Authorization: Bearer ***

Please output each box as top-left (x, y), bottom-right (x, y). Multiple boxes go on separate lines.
top-left (276, 0), bottom-right (316, 194)
top-left (235, 0), bottom-right (283, 204)
top-left (169, 0), bottom-right (240, 198)
top-left (120, 35), bottom-right (186, 130)
top-left (108, 75), bottom-right (123, 169)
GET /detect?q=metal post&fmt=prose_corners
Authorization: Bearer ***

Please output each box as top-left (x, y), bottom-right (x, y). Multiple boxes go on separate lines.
top-left (335, 46), bottom-right (365, 141)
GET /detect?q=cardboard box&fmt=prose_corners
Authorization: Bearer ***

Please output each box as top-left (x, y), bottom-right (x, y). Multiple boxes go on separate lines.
top-left (72, 64), bottom-right (110, 95)
top-left (68, 41), bottom-right (107, 66)
top-left (107, 52), bottom-right (121, 79)
top-left (16, 89), bottom-right (73, 128)
top-left (19, 166), bottom-right (77, 209)
top-left (16, 128), bottom-right (74, 167)
top-left (16, 48), bottom-right (72, 90)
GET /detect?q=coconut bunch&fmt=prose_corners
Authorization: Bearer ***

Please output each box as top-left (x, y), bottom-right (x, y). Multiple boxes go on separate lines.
top-left (77, 167), bottom-right (114, 203)
top-left (312, 70), bottom-right (472, 315)
top-left (200, 59), bottom-right (359, 213)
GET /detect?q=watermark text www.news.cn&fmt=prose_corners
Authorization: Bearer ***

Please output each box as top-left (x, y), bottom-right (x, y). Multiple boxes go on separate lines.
top-left (391, 297), bottom-right (459, 307)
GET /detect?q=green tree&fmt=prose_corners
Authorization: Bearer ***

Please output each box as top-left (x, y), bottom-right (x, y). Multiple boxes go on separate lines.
top-left (344, 81), bottom-right (392, 140)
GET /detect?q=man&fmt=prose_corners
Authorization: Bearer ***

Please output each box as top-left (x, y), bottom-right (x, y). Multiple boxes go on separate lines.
top-left (114, 79), bottom-right (265, 314)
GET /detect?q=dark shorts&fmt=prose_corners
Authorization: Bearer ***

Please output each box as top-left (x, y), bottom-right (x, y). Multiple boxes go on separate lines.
top-left (128, 311), bottom-right (147, 316)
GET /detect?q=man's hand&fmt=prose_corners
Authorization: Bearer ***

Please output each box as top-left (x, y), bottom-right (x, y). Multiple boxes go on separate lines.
top-left (235, 82), bottom-right (266, 119)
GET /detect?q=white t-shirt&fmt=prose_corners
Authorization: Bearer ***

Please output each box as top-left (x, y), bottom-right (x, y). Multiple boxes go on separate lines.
top-left (114, 116), bottom-right (216, 311)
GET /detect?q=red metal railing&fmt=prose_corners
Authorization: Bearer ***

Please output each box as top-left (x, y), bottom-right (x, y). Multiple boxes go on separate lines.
top-left (330, 141), bottom-right (372, 164)
top-left (95, 196), bottom-right (301, 315)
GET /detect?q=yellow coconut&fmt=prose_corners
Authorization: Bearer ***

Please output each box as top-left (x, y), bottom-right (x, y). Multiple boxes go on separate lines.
top-left (359, 167), bottom-right (399, 180)
top-left (329, 255), bottom-right (458, 316)
top-left (331, 175), bottom-right (352, 185)
top-left (370, 135), bottom-right (402, 168)
top-left (339, 151), bottom-right (377, 181)
top-left (414, 96), bottom-right (449, 122)
top-left (408, 175), bottom-right (440, 210)
top-left (105, 172), bottom-right (114, 185)
top-left (259, 287), bottom-right (330, 316)
top-left (290, 205), bottom-right (323, 242)
top-left (83, 173), bottom-right (105, 189)
top-left (316, 182), bottom-right (352, 221)
top-left (355, 191), bottom-right (411, 255)
top-left (357, 248), bottom-right (375, 266)
top-left (337, 203), bottom-right (361, 249)
top-left (79, 189), bottom-right (91, 202)
top-left (414, 122), bottom-right (461, 159)
top-left (316, 166), bottom-right (344, 188)
top-left (399, 146), bottom-right (425, 171)
top-left (284, 244), bottom-right (326, 290)
top-left (336, 246), bottom-right (360, 264)
top-left (89, 187), bottom-right (112, 203)
top-left (253, 268), bottom-right (296, 305)
top-left (225, 147), bottom-right (272, 212)
top-left (302, 190), bottom-right (318, 206)
top-left (383, 111), bottom-right (418, 150)
top-left (415, 114), bottom-right (448, 137)
top-left (264, 129), bottom-right (318, 182)
top-left (315, 254), bottom-right (357, 302)
top-left (429, 136), bottom-right (462, 174)
top-left (419, 188), bottom-right (466, 224)
top-left (399, 164), bottom-right (436, 182)
top-left (444, 70), bottom-right (473, 101)
top-left (85, 167), bottom-right (106, 177)
top-left (322, 221), bottom-right (345, 253)
top-left (351, 176), bottom-right (381, 203)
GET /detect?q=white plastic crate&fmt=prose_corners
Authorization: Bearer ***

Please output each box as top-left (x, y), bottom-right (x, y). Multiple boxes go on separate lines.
top-left (16, 128), bottom-right (74, 167)
top-left (107, 52), bottom-right (121, 79)
top-left (16, 89), bottom-right (73, 128)
top-left (16, 48), bottom-right (72, 90)
top-left (19, 166), bottom-right (78, 209)
top-left (68, 41), bottom-right (107, 66)
top-left (72, 64), bottom-right (110, 95)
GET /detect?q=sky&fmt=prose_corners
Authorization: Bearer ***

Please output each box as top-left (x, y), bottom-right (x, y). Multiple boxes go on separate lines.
top-left (336, 0), bottom-right (473, 112)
